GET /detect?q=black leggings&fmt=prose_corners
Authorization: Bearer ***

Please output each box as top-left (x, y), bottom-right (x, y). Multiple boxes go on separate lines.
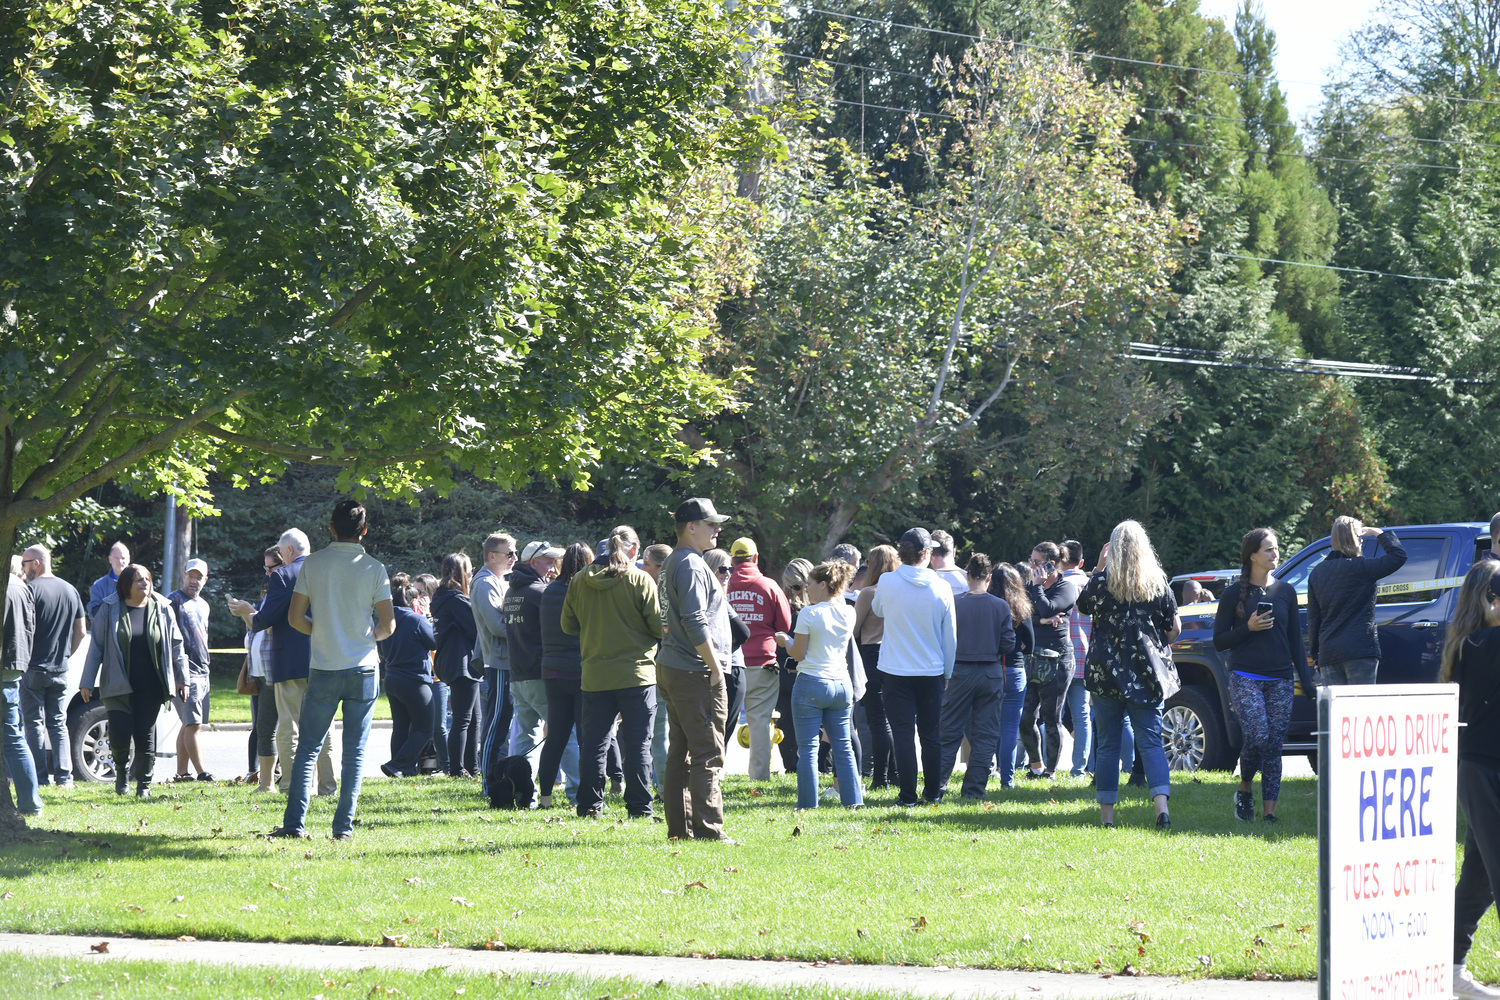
top-left (447, 675), bottom-right (482, 776)
top-left (385, 672), bottom-right (434, 775)
top-left (253, 686), bottom-right (279, 758)
top-left (859, 644), bottom-right (894, 785)
top-left (775, 665), bottom-right (799, 771)
top-left (539, 677), bottom-right (582, 795)
top-left (1020, 678), bottom-right (1066, 773)
top-left (108, 690), bottom-right (163, 784)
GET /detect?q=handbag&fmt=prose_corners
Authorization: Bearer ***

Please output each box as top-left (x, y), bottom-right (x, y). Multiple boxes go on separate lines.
top-left (236, 656), bottom-right (260, 696)
top-left (1133, 611), bottom-right (1180, 704)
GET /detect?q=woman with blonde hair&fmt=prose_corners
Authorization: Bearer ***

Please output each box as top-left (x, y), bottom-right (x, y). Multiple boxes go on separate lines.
top-left (775, 560), bottom-right (864, 808)
top-left (852, 545), bottom-right (899, 788)
top-left (1307, 515), bottom-right (1406, 686)
top-left (774, 558), bottom-right (815, 773)
top-left (1440, 559), bottom-right (1500, 999)
top-left (1076, 521), bottom-right (1181, 828)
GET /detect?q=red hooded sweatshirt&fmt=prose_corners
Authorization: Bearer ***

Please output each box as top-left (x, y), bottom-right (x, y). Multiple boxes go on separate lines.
top-left (726, 560), bottom-right (792, 667)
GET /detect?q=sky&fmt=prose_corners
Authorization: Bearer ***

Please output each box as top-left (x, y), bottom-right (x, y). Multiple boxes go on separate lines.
top-left (1195, 0), bottom-right (1379, 122)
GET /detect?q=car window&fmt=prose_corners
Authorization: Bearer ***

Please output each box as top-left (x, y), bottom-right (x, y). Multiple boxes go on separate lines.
top-left (1274, 542), bottom-right (1330, 594)
top-left (1367, 536), bottom-right (1450, 605)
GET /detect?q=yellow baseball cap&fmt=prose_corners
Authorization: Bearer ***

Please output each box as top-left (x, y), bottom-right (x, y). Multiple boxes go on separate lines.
top-left (729, 537), bottom-right (758, 558)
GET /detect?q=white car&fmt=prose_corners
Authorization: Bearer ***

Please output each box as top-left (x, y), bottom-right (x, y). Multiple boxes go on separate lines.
top-left (46, 633), bottom-right (183, 783)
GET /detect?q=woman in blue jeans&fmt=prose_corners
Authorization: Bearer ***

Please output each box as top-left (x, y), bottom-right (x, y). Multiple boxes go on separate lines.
top-left (988, 564), bottom-right (1033, 787)
top-left (1075, 520), bottom-right (1181, 828)
top-left (776, 561), bottom-right (863, 809)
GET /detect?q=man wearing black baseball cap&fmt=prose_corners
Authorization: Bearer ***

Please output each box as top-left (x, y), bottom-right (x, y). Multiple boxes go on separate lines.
top-left (656, 497), bottom-right (734, 841)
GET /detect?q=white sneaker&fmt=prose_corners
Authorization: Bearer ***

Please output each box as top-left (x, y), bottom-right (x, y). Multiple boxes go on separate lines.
top-left (1455, 966), bottom-right (1500, 999)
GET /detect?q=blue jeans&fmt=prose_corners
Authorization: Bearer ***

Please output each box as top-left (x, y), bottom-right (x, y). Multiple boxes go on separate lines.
top-left (791, 674), bottom-right (862, 809)
top-left (1065, 678), bottom-right (1091, 776)
top-left (282, 667), bottom-right (377, 837)
top-left (651, 689), bottom-right (669, 792)
top-left (430, 680), bottom-right (450, 772)
top-left (1317, 658), bottom-right (1379, 686)
top-left (1091, 695), bottom-right (1170, 805)
top-left (1, 679), bottom-right (42, 814)
top-left (995, 666), bottom-right (1027, 787)
top-left (21, 674), bottom-right (70, 784)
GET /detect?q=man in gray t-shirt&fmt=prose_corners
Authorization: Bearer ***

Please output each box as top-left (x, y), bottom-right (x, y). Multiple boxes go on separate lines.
top-left (272, 500), bottom-right (394, 842)
top-left (656, 497), bottom-right (733, 841)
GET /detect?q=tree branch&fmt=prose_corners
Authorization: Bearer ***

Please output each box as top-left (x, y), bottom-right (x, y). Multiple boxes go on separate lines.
top-left (0, 393), bottom-right (248, 524)
top-left (928, 350), bottom-right (1022, 446)
top-left (171, 267), bottom-right (231, 327)
top-left (8, 349), bottom-right (114, 441)
top-left (15, 378), bottom-right (124, 499)
top-left (326, 275), bottom-right (388, 330)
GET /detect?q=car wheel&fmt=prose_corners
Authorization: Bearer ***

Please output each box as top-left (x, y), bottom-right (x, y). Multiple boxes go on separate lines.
top-left (1162, 684), bottom-right (1232, 772)
top-left (70, 703), bottom-right (119, 783)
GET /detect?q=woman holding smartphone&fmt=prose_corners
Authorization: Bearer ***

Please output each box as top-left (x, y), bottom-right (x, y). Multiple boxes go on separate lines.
top-left (1213, 527), bottom-right (1313, 824)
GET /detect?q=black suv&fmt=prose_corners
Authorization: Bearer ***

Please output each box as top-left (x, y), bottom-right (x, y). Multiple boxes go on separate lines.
top-left (1162, 522), bottom-right (1486, 772)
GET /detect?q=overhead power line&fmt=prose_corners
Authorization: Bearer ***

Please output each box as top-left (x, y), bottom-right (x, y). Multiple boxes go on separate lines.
top-left (1122, 342), bottom-right (1489, 384)
top-left (795, 5), bottom-right (1500, 111)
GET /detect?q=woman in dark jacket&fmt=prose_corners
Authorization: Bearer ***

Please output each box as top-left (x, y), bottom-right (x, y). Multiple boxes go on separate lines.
top-left (990, 563), bottom-right (1034, 787)
top-left (1077, 521), bottom-right (1181, 828)
top-left (537, 543), bottom-right (591, 808)
top-left (1213, 527), bottom-right (1314, 824)
top-left (1307, 516), bottom-right (1407, 686)
top-left (79, 565), bottom-right (188, 797)
top-left (1021, 543), bottom-right (1080, 779)
top-left (379, 582), bottom-right (438, 777)
top-left (1439, 560), bottom-right (1500, 999)
top-left (432, 553), bottom-right (479, 777)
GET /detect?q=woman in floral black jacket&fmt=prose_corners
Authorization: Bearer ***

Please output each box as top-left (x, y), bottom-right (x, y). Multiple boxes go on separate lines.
top-left (1076, 521), bottom-right (1181, 829)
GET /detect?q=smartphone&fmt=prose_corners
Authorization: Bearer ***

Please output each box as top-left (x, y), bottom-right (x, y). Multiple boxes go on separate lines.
top-left (1255, 601), bottom-right (1274, 617)
top-left (1041, 561), bottom-right (1056, 576)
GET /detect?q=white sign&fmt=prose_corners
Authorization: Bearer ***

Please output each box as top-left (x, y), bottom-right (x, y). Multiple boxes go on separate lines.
top-left (1320, 683), bottom-right (1459, 1000)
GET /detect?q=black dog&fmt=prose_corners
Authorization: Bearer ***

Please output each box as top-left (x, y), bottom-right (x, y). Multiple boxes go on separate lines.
top-left (487, 755), bottom-right (536, 810)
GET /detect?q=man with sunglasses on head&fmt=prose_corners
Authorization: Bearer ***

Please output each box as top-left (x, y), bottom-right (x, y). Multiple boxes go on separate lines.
top-left (656, 498), bottom-right (734, 841)
top-left (472, 532), bottom-right (517, 784)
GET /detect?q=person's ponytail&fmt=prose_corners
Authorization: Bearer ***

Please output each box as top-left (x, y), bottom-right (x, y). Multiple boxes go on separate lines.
top-left (605, 526), bottom-right (639, 578)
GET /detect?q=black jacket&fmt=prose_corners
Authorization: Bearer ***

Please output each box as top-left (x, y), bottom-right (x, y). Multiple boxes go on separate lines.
top-left (1026, 576), bottom-right (1080, 656)
top-left (1453, 627), bottom-right (1500, 768)
top-left (539, 578), bottom-right (581, 680)
top-left (3, 576), bottom-right (35, 681)
top-left (503, 562), bottom-right (547, 682)
top-left (1213, 579), bottom-right (1313, 690)
top-left (1307, 531), bottom-right (1408, 665)
top-left (431, 586), bottom-right (478, 684)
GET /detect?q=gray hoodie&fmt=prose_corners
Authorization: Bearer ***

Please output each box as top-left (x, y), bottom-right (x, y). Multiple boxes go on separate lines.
top-left (871, 563), bottom-right (957, 678)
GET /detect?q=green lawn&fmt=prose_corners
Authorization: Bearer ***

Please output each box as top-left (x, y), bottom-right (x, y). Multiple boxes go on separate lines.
top-left (2, 772), bottom-right (1493, 982)
top-left (207, 661), bottom-right (392, 724)
top-left (0, 953), bottom-right (887, 1000)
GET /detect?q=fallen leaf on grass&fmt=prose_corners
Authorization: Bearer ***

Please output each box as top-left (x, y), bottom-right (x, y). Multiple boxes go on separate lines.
top-left (790, 825), bottom-right (801, 837)
top-left (910, 916), bottom-right (928, 931)
top-left (684, 881), bottom-right (708, 891)
top-left (450, 897), bottom-right (473, 907)
top-left (1197, 955), bottom-right (1213, 968)
top-left (240, 904), bottom-right (258, 912)
top-left (304, 851), bottom-right (314, 859)
top-left (1253, 970), bottom-right (1270, 982)
top-left (856, 930), bottom-right (868, 939)
top-left (171, 895), bottom-right (185, 903)
top-left (269, 882), bottom-right (289, 892)
top-left (722, 867), bottom-right (738, 873)
top-left (175, 914), bottom-right (187, 919)
top-left (1, 891), bottom-right (13, 900)
top-left (404, 877), bottom-right (421, 885)
top-left (380, 933), bottom-right (407, 948)
top-left (402, 917), bottom-right (419, 924)
top-left (90, 942), bottom-right (109, 954)
top-left (177, 935), bottom-right (197, 942)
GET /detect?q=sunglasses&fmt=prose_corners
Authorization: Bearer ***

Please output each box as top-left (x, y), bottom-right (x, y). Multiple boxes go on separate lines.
top-left (716, 567), bottom-right (731, 576)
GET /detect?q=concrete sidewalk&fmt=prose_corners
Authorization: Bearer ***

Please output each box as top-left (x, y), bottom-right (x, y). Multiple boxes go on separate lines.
top-left (0, 932), bottom-right (1316, 1000)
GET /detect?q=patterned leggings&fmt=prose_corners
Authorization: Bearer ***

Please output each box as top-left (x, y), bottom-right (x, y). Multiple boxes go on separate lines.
top-left (1228, 673), bottom-right (1294, 802)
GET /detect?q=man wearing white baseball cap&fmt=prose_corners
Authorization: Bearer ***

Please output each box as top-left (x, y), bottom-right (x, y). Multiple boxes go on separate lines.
top-left (505, 539), bottom-right (566, 794)
top-left (169, 558), bottom-right (215, 781)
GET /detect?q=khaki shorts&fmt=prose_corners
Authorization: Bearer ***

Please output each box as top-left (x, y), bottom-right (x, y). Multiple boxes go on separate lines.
top-left (174, 676), bottom-right (211, 726)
